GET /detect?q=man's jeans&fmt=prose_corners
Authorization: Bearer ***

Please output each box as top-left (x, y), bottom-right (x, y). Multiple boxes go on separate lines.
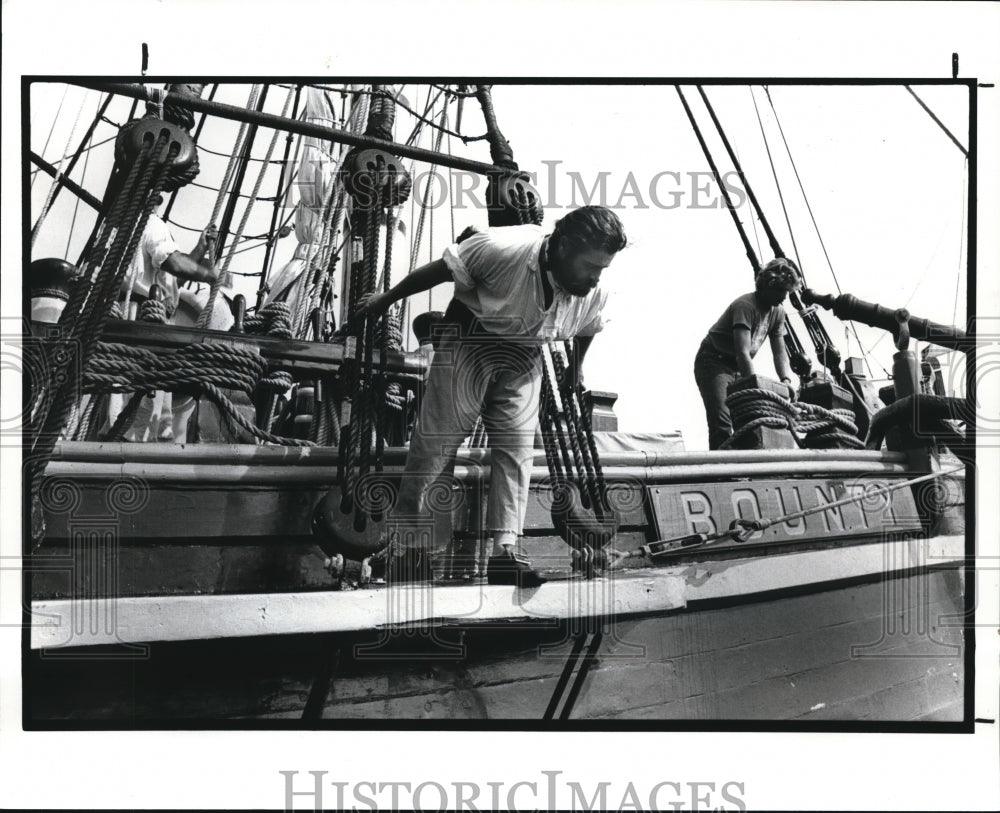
top-left (694, 343), bottom-right (740, 451)
top-left (391, 331), bottom-right (543, 551)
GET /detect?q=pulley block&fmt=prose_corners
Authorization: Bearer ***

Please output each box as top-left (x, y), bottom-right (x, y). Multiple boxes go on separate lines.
top-left (312, 485), bottom-right (391, 561)
top-left (341, 148), bottom-right (411, 207)
top-left (493, 174), bottom-right (542, 215)
top-left (549, 481), bottom-right (619, 578)
top-left (118, 119), bottom-right (197, 171)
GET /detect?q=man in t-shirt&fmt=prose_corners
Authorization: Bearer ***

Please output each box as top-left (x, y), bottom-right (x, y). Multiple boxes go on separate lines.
top-left (112, 202), bottom-right (218, 441)
top-left (357, 205), bottom-right (628, 584)
top-left (694, 258), bottom-right (800, 450)
top-left (119, 205), bottom-right (217, 320)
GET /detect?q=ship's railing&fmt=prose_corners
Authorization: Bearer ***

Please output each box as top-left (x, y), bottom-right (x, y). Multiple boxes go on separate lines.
top-left (28, 315), bottom-right (428, 446)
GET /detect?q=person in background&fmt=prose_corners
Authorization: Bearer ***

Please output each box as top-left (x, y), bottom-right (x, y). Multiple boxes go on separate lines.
top-left (694, 257), bottom-right (800, 450)
top-left (111, 202), bottom-right (218, 442)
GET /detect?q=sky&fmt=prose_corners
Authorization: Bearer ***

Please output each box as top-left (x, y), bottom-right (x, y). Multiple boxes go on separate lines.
top-left (4, 2), bottom-right (1000, 812)
top-left (29, 80), bottom-right (971, 449)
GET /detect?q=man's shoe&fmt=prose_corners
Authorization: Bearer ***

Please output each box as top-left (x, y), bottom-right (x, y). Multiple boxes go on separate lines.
top-left (486, 548), bottom-right (546, 588)
top-left (388, 547), bottom-right (433, 584)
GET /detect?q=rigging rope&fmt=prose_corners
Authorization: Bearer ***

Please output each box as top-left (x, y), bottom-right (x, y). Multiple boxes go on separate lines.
top-left (675, 86), bottom-right (760, 271)
top-left (539, 343), bottom-right (616, 578)
top-left (84, 340), bottom-right (310, 446)
top-left (30, 129), bottom-right (183, 541)
top-left (747, 87), bottom-right (802, 270)
top-left (31, 88), bottom-right (89, 249)
top-left (761, 86), bottom-right (875, 377)
top-left (64, 95), bottom-right (98, 259)
top-left (903, 86), bottom-right (968, 156)
top-left (31, 83), bottom-right (70, 191)
top-left (400, 104), bottom-right (449, 340)
top-left (200, 85), bottom-right (296, 328)
top-left (259, 85), bottom-right (303, 308)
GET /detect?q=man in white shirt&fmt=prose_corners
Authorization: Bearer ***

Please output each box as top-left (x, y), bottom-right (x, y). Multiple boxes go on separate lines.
top-left (120, 205), bottom-right (217, 320)
top-left (112, 203), bottom-right (218, 441)
top-left (357, 205), bottom-right (628, 584)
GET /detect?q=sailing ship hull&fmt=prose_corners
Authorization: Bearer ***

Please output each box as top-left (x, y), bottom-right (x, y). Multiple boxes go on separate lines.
top-left (22, 79), bottom-right (972, 726)
top-left (26, 438), bottom-right (967, 723)
top-left (26, 561), bottom-right (965, 723)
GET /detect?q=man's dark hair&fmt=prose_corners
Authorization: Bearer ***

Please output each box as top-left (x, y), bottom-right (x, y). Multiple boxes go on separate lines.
top-left (550, 205), bottom-right (627, 255)
top-left (755, 257), bottom-right (801, 293)
top-left (456, 225), bottom-right (480, 244)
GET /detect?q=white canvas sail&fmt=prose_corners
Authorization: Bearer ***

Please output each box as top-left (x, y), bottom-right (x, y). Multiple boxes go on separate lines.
top-left (263, 86), bottom-right (366, 332)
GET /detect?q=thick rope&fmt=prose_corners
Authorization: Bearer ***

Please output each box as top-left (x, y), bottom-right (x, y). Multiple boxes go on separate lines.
top-left (353, 199), bottom-right (381, 523)
top-left (57, 139), bottom-right (150, 340)
top-left (539, 378), bottom-right (566, 484)
top-left (102, 392), bottom-right (150, 442)
top-left (793, 400), bottom-right (864, 449)
top-left (34, 135), bottom-right (168, 445)
top-left (242, 301), bottom-right (294, 339)
top-left (720, 386), bottom-right (866, 450)
top-left (566, 341), bottom-right (610, 514)
top-left (541, 351), bottom-right (577, 493)
top-left (30, 135), bottom-right (179, 541)
top-left (139, 297), bottom-right (168, 324)
top-left (549, 342), bottom-right (601, 514)
top-left (83, 340), bottom-right (310, 446)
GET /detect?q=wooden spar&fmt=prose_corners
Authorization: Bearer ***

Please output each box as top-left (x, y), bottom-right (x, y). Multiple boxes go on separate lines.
top-left (32, 92), bottom-right (113, 215)
top-left (802, 289), bottom-right (969, 350)
top-left (70, 81), bottom-right (525, 179)
top-left (29, 151), bottom-right (102, 212)
top-left (44, 460), bottom-right (913, 485)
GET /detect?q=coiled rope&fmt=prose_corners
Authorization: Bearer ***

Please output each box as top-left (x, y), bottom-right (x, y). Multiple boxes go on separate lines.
top-left (84, 340), bottom-right (310, 446)
top-left (720, 386), bottom-right (865, 450)
top-left (242, 301), bottom-right (294, 339)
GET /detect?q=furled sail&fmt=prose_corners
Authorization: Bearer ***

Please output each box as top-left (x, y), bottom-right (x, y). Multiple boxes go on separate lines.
top-left (264, 86), bottom-right (367, 333)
